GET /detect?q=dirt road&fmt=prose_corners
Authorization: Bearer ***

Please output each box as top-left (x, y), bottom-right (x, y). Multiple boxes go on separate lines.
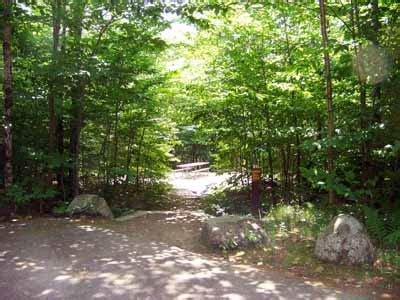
top-left (0, 172), bottom-right (370, 299)
top-left (0, 217), bottom-right (368, 300)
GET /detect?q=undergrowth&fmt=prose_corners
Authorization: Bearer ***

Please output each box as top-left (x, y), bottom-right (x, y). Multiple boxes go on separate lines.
top-left (363, 205), bottom-right (400, 248)
top-left (201, 186), bottom-right (251, 216)
top-left (263, 203), bottom-right (330, 240)
top-left (264, 203), bottom-right (400, 277)
top-left (202, 186), bottom-right (400, 279)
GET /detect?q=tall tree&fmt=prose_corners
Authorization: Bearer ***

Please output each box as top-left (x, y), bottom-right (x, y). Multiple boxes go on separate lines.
top-left (350, 0), bottom-right (369, 191)
top-left (2, 0), bottom-right (13, 189)
top-left (49, 0), bottom-right (61, 158)
top-left (318, 0), bottom-right (335, 204)
top-left (48, 0), bottom-right (62, 186)
top-left (370, 0), bottom-right (381, 122)
top-left (68, 0), bottom-right (86, 197)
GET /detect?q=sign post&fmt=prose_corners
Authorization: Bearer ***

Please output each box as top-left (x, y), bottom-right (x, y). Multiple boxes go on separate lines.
top-left (251, 165), bottom-right (262, 217)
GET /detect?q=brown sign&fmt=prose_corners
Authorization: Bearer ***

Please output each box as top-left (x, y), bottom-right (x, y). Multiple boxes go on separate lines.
top-left (251, 167), bottom-right (262, 182)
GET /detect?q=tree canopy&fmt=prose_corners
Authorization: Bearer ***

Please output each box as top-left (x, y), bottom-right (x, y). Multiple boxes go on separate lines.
top-left (1, 0), bottom-right (399, 222)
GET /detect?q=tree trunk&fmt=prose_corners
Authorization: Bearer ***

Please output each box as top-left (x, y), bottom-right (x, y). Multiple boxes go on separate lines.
top-left (350, 0), bottom-right (371, 198)
top-left (2, 0), bottom-right (13, 189)
top-left (287, 143), bottom-right (292, 190)
top-left (56, 116), bottom-right (65, 199)
top-left (371, 0), bottom-right (381, 123)
top-left (280, 146), bottom-right (287, 188)
top-left (48, 0), bottom-right (61, 189)
top-left (67, 0), bottom-right (115, 197)
top-left (98, 122), bottom-right (111, 189)
top-left (268, 147), bottom-right (276, 204)
top-left (69, 87), bottom-right (84, 198)
top-left (49, 0), bottom-right (61, 156)
top-left (68, 0), bottom-right (85, 198)
top-left (56, 1), bottom-right (67, 198)
top-left (295, 118), bottom-right (302, 186)
top-left (113, 99), bottom-right (121, 185)
top-left (125, 127), bottom-right (136, 185)
top-left (319, 0), bottom-right (336, 204)
top-left (136, 128), bottom-right (146, 189)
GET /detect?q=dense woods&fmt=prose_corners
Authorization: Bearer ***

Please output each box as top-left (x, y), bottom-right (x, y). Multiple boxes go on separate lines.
top-left (170, 1), bottom-right (400, 210)
top-left (1, 1), bottom-right (400, 245)
top-left (1, 1), bottom-right (175, 210)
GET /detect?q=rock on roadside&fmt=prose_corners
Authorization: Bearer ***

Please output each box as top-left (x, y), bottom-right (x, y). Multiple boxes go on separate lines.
top-left (67, 194), bottom-right (114, 219)
top-left (315, 214), bottom-right (375, 265)
top-left (202, 215), bottom-right (268, 250)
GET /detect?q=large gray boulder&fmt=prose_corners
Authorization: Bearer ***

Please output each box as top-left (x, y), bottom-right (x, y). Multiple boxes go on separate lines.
top-left (202, 215), bottom-right (268, 250)
top-left (315, 214), bottom-right (375, 265)
top-left (67, 194), bottom-right (114, 219)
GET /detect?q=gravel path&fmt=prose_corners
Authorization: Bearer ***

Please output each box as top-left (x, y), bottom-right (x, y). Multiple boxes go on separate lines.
top-left (0, 218), bottom-right (368, 300)
top-left (0, 173), bottom-right (371, 299)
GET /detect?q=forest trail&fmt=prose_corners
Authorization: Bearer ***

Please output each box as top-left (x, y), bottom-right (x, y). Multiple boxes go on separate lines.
top-left (166, 169), bottom-right (231, 210)
top-left (0, 174), bottom-right (368, 300)
top-left (0, 171), bottom-right (368, 300)
top-left (0, 218), bottom-right (367, 300)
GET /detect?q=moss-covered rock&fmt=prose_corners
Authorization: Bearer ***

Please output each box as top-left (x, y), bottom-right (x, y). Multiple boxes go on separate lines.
top-left (67, 194), bottom-right (114, 219)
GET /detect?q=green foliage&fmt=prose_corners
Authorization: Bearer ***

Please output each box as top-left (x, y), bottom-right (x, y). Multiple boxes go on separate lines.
top-left (1, 1), bottom-right (179, 212)
top-left (201, 189), bottom-right (230, 215)
top-left (201, 186), bottom-right (251, 216)
top-left (137, 182), bottom-right (172, 209)
top-left (243, 227), bottom-right (262, 243)
top-left (221, 238), bottom-right (238, 251)
top-left (363, 206), bottom-right (387, 241)
top-left (6, 181), bottom-right (57, 209)
top-left (385, 230), bottom-right (400, 248)
top-left (264, 203), bottom-right (331, 240)
top-left (265, 202), bottom-right (400, 249)
top-left (165, 1), bottom-right (400, 210)
top-left (364, 206), bottom-right (400, 248)
top-left (2, 1), bottom-right (399, 222)
top-left (52, 202), bottom-right (69, 216)
top-left (377, 249), bottom-right (400, 276)
top-left (260, 202), bottom-right (400, 281)
top-left (110, 207), bottom-right (135, 219)
top-left (6, 185), bottom-right (33, 206)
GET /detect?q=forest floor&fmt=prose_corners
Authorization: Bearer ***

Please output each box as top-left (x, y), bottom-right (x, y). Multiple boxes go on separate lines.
top-left (0, 171), bottom-right (397, 299)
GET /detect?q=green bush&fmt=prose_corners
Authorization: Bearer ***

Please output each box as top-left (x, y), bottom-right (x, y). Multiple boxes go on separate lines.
top-left (364, 205), bottom-right (400, 248)
top-left (111, 207), bottom-right (136, 218)
top-left (52, 202), bottom-right (69, 215)
top-left (264, 203), bottom-right (331, 240)
top-left (201, 186), bottom-right (251, 216)
top-left (6, 180), bottom-right (58, 211)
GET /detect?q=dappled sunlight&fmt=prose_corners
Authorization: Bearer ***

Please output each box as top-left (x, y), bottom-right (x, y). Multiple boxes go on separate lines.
top-left (0, 219), bottom-right (357, 299)
top-left (162, 210), bottom-right (209, 224)
top-left (168, 170), bottom-right (232, 197)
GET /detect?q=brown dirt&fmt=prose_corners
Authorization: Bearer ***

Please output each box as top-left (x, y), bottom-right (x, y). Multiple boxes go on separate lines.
top-left (106, 210), bottom-right (399, 300)
top-left (109, 211), bottom-right (213, 254)
top-left (0, 175), bottom-right (397, 299)
top-left (1, 216), bottom-right (362, 300)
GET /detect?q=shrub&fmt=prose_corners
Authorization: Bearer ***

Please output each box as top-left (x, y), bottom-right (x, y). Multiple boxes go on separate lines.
top-left (264, 203), bottom-right (331, 240)
top-left (364, 205), bottom-right (400, 248)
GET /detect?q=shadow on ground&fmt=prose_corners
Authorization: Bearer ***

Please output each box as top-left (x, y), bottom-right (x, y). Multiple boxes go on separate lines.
top-left (0, 218), bottom-right (367, 300)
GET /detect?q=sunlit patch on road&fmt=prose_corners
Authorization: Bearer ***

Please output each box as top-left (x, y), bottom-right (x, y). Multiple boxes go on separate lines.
top-left (168, 170), bottom-right (232, 197)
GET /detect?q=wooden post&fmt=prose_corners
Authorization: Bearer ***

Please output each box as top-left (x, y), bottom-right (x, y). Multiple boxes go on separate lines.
top-left (251, 166), bottom-right (262, 217)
